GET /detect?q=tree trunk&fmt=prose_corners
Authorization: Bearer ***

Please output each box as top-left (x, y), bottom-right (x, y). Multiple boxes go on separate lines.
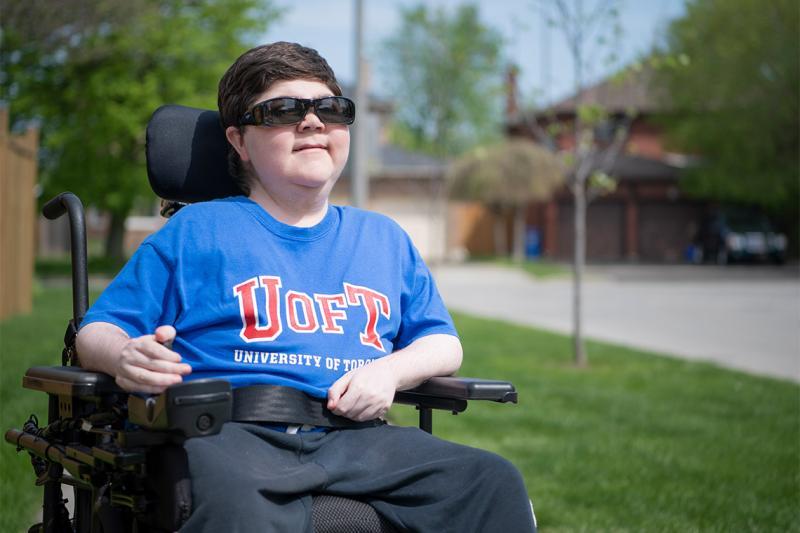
top-left (512, 205), bottom-right (527, 263)
top-left (572, 182), bottom-right (587, 366)
top-left (105, 211), bottom-right (126, 261)
top-left (571, 0), bottom-right (587, 368)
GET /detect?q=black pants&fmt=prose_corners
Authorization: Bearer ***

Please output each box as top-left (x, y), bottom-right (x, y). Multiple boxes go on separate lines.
top-left (180, 422), bottom-right (536, 533)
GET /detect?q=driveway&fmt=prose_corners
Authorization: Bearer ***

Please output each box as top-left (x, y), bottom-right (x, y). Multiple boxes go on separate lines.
top-left (431, 263), bottom-right (800, 382)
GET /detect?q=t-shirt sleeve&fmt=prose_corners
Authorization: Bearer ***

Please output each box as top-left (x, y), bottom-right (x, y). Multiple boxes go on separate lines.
top-left (394, 246), bottom-right (458, 350)
top-left (80, 242), bottom-right (178, 339)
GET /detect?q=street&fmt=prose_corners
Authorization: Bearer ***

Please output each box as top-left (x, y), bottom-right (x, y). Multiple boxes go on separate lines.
top-left (432, 263), bottom-right (800, 382)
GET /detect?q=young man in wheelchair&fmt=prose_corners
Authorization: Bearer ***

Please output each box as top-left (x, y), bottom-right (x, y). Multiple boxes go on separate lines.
top-left (75, 41), bottom-right (536, 532)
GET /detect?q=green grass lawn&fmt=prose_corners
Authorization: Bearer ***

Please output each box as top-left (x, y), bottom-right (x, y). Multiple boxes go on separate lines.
top-left (392, 313), bottom-right (800, 532)
top-left (2, 286), bottom-right (799, 532)
top-left (1, 285), bottom-right (79, 533)
top-left (36, 255), bottom-right (126, 277)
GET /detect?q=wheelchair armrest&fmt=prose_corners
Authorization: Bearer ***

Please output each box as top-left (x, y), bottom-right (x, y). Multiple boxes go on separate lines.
top-left (393, 377), bottom-right (517, 434)
top-left (22, 367), bottom-right (231, 438)
top-left (128, 379), bottom-right (233, 438)
top-left (394, 376), bottom-right (517, 411)
top-left (23, 366), bottom-right (124, 397)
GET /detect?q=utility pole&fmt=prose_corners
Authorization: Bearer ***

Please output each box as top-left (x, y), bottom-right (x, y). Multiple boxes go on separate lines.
top-left (351, 0), bottom-right (369, 208)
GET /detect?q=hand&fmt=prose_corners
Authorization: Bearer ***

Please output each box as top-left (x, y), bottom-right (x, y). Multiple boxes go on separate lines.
top-left (113, 325), bottom-right (192, 394)
top-left (327, 361), bottom-right (398, 422)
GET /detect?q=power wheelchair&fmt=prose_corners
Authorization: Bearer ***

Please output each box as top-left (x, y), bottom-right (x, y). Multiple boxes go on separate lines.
top-left (5, 104), bottom-right (519, 533)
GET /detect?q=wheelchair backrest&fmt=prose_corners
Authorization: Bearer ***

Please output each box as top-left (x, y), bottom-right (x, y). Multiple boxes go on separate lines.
top-left (145, 105), bottom-right (244, 206)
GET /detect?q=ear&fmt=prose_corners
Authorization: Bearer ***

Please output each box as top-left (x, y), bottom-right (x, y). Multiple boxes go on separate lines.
top-left (225, 126), bottom-right (250, 162)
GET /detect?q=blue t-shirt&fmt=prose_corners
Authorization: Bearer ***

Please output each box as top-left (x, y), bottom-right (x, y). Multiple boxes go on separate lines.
top-left (82, 196), bottom-right (456, 398)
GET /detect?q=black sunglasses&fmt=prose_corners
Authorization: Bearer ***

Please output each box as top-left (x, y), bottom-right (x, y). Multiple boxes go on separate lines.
top-left (239, 96), bottom-right (356, 127)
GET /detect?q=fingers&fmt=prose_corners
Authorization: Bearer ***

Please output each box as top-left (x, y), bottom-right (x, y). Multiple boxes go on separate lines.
top-left (327, 369), bottom-right (394, 421)
top-left (155, 325), bottom-right (177, 345)
top-left (342, 397), bottom-right (386, 422)
top-left (135, 353), bottom-right (192, 375)
top-left (114, 327), bottom-right (191, 393)
top-left (115, 369), bottom-right (183, 394)
top-left (327, 372), bottom-right (352, 411)
top-left (340, 396), bottom-right (390, 422)
top-left (131, 336), bottom-right (191, 371)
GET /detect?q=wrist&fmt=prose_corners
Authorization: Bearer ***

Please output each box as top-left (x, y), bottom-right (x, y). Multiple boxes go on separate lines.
top-left (75, 322), bottom-right (130, 378)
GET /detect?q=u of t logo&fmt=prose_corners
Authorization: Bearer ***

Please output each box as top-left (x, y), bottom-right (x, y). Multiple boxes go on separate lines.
top-left (232, 276), bottom-right (390, 352)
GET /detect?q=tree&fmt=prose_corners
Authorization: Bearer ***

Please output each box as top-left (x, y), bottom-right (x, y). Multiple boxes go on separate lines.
top-left (447, 139), bottom-right (564, 260)
top-left (526, 0), bottom-right (629, 366)
top-left (1, 0), bottom-right (280, 259)
top-left (655, 0), bottom-right (799, 229)
top-left (381, 4), bottom-right (504, 157)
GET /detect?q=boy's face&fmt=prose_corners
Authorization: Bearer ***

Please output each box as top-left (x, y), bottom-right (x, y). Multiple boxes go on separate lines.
top-left (226, 79), bottom-right (350, 199)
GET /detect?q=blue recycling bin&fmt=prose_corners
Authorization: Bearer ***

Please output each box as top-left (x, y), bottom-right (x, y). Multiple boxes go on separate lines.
top-left (526, 227), bottom-right (541, 259)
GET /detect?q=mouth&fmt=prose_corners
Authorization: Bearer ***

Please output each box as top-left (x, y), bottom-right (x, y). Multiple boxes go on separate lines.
top-left (293, 144), bottom-right (328, 152)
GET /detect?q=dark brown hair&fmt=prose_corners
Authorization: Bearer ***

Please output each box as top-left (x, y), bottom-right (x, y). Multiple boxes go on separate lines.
top-left (217, 42), bottom-right (343, 194)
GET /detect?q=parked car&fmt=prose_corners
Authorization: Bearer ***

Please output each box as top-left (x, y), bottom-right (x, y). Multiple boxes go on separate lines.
top-left (694, 209), bottom-right (787, 265)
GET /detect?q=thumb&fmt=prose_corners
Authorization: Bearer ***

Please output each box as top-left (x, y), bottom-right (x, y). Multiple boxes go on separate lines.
top-left (327, 373), bottom-right (352, 410)
top-left (154, 325), bottom-right (177, 345)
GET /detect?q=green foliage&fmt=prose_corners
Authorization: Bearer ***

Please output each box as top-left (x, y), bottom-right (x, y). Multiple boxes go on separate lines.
top-left (655, 0), bottom-right (799, 219)
top-left (576, 103), bottom-right (608, 127)
top-left (381, 4), bottom-right (504, 156)
top-left (36, 255), bottom-right (127, 277)
top-left (587, 170), bottom-right (617, 196)
top-left (1, 0), bottom-right (280, 219)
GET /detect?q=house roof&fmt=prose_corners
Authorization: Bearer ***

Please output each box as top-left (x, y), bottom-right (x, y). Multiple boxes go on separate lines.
top-left (376, 144), bottom-right (447, 178)
top-left (542, 65), bottom-right (670, 116)
top-left (607, 154), bottom-right (681, 180)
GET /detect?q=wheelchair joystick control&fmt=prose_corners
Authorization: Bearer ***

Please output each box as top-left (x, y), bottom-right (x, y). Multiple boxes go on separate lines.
top-left (145, 336), bottom-right (172, 424)
top-left (146, 396), bottom-right (158, 423)
top-left (144, 326), bottom-right (171, 426)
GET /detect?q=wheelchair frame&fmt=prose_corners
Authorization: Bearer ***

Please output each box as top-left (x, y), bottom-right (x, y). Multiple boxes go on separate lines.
top-left (6, 173), bottom-right (517, 533)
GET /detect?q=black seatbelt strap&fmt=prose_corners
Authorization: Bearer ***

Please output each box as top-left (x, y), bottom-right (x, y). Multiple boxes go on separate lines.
top-left (232, 385), bottom-right (381, 429)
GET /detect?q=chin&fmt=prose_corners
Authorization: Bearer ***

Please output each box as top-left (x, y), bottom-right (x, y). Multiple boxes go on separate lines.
top-left (291, 164), bottom-right (343, 188)
top-left (292, 174), bottom-right (338, 190)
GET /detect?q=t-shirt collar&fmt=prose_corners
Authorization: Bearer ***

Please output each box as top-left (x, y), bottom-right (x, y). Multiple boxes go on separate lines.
top-left (231, 196), bottom-right (338, 241)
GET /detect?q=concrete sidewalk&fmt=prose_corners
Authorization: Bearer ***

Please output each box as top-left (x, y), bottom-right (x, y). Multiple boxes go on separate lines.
top-left (431, 263), bottom-right (800, 382)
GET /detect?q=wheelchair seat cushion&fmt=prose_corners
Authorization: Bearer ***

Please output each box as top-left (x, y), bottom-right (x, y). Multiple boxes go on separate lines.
top-left (312, 495), bottom-right (397, 533)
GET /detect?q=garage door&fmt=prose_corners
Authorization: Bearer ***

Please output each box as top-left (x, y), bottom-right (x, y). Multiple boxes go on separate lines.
top-left (638, 202), bottom-right (701, 262)
top-left (557, 201), bottom-right (624, 260)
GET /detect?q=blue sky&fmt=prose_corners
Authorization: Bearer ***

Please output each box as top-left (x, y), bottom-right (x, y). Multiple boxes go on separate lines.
top-left (263, 0), bottom-right (687, 106)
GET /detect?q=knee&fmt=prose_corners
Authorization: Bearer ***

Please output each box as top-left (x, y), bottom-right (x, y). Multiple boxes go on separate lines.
top-left (472, 449), bottom-right (523, 481)
top-left (467, 449), bottom-right (529, 499)
top-left (460, 450), bottom-right (536, 530)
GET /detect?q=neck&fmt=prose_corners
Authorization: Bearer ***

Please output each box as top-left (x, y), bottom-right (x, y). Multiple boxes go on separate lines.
top-left (248, 181), bottom-right (330, 227)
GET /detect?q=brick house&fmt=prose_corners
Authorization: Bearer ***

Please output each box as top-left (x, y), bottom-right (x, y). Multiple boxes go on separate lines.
top-left (504, 67), bottom-right (706, 262)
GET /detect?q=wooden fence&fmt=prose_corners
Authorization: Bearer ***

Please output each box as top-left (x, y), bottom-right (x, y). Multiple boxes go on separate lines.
top-left (0, 107), bottom-right (39, 320)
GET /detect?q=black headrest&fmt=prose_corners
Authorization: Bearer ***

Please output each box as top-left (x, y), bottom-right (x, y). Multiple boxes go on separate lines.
top-left (145, 105), bottom-right (244, 203)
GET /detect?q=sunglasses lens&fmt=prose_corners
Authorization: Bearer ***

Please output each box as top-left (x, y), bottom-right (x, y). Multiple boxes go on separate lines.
top-left (248, 97), bottom-right (355, 126)
top-left (316, 97), bottom-right (355, 124)
top-left (262, 98), bottom-right (307, 125)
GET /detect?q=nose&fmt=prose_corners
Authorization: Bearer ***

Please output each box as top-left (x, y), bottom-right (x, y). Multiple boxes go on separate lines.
top-left (298, 108), bottom-right (325, 131)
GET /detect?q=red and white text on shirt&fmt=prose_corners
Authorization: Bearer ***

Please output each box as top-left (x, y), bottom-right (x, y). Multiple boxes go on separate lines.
top-left (232, 276), bottom-right (391, 352)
